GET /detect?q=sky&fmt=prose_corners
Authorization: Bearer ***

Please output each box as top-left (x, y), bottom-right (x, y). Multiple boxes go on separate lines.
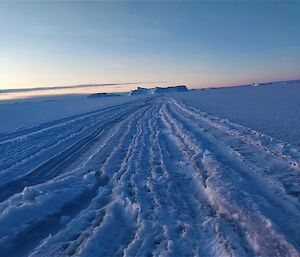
top-left (0, 1), bottom-right (300, 93)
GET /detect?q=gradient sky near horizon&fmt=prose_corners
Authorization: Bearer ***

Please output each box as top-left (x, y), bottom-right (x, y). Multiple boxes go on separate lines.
top-left (1, 1), bottom-right (300, 92)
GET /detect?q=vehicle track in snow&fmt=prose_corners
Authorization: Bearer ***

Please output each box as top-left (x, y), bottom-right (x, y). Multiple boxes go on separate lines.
top-left (0, 96), bottom-right (299, 257)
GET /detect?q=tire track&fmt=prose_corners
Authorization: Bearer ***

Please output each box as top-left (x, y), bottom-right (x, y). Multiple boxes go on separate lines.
top-left (0, 104), bottom-right (150, 257)
top-left (1, 96), bottom-right (300, 257)
top-left (163, 97), bottom-right (300, 256)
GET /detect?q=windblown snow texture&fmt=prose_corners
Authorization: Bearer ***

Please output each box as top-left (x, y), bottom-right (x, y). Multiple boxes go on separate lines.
top-left (0, 95), bottom-right (299, 257)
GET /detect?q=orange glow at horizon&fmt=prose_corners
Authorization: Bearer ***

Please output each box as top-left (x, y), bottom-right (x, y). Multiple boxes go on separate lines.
top-left (0, 85), bottom-right (137, 101)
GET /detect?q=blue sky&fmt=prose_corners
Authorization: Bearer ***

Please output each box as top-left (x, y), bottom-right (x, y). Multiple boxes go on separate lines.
top-left (0, 1), bottom-right (300, 90)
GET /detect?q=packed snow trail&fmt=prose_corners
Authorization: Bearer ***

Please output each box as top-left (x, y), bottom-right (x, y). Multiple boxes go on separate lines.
top-left (0, 96), bottom-right (300, 257)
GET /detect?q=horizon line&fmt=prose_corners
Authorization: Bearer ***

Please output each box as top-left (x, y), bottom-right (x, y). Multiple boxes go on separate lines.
top-left (0, 81), bottom-right (170, 94)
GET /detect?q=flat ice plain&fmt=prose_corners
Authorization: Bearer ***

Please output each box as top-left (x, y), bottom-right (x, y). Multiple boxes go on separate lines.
top-left (0, 82), bottom-right (299, 257)
top-left (173, 81), bottom-right (300, 146)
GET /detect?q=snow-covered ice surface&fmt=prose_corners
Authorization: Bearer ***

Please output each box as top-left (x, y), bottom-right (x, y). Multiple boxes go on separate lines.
top-left (0, 94), bottom-right (141, 133)
top-left (0, 92), bottom-right (300, 257)
top-left (173, 81), bottom-right (300, 147)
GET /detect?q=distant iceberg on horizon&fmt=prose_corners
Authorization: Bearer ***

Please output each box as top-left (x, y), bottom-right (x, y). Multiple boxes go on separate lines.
top-left (129, 85), bottom-right (188, 96)
top-left (88, 92), bottom-right (120, 98)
